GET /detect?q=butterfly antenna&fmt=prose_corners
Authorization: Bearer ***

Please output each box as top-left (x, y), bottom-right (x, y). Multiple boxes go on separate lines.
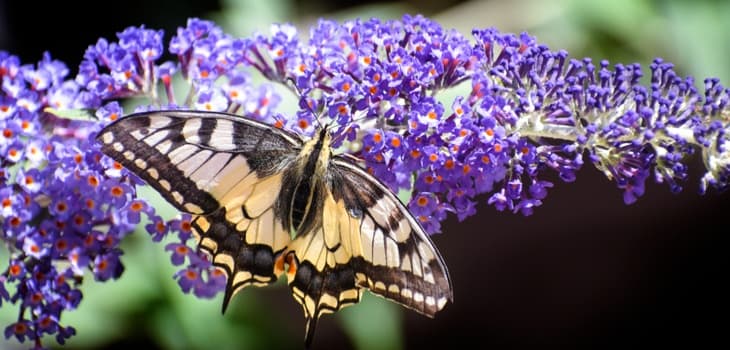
top-left (331, 109), bottom-right (371, 146)
top-left (304, 316), bottom-right (318, 349)
top-left (286, 77), bottom-right (324, 130)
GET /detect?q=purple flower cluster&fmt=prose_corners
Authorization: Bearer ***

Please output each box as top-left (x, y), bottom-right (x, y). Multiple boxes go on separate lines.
top-left (0, 52), bottom-right (149, 346)
top-left (235, 16), bottom-right (730, 229)
top-left (75, 25), bottom-right (230, 297)
top-left (2, 14), bottom-right (730, 348)
top-left (0, 40), bottom-right (218, 348)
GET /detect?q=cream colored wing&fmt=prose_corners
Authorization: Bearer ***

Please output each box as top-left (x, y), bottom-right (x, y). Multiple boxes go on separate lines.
top-left (97, 110), bottom-right (300, 311)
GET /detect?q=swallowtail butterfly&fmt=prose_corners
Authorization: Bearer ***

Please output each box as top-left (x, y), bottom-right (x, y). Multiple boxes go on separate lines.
top-left (97, 110), bottom-right (453, 347)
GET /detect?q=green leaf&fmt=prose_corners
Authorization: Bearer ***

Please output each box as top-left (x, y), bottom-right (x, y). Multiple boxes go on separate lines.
top-left (338, 293), bottom-right (403, 350)
top-left (43, 107), bottom-right (98, 121)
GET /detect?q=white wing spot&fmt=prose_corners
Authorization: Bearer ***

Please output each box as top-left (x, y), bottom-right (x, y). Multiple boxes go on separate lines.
top-left (388, 284), bottom-right (400, 294)
top-left (159, 179), bottom-right (171, 191)
top-left (401, 288), bottom-right (413, 300)
top-left (369, 198), bottom-right (395, 228)
top-left (101, 132), bottom-right (114, 144)
top-left (149, 116), bottom-right (172, 128)
top-left (123, 151), bottom-right (135, 161)
top-left (112, 142), bottom-right (124, 152)
top-left (340, 289), bottom-right (359, 302)
top-left (147, 168), bottom-right (159, 180)
top-left (413, 292), bottom-right (424, 304)
top-left (171, 191), bottom-right (184, 204)
top-left (392, 218), bottom-right (410, 242)
top-left (232, 270), bottom-right (253, 286)
top-left (134, 158), bottom-right (147, 169)
top-left (213, 253), bottom-right (235, 271)
top-left (184, 203), bottom-right (204, 214)
top-left (355, 273), bottom-right (367, 282)
top-left (319, 294), bottom-right (338, 309)
top-left (200, 237), bottom-right (218, 253)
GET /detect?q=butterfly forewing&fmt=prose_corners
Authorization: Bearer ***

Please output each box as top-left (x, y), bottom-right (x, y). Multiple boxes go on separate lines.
top-left (97, 111), bottom-right (301, 213)
top-left (97, 111), bottom-right (300, 310)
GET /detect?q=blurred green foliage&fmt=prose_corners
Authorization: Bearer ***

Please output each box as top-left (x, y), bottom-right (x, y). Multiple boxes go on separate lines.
top-left (2, 0), bottom-right (728, 349)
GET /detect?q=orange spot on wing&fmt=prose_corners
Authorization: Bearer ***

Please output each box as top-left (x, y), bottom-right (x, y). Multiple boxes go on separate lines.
top-left (285, 253), bottom-right (297, 280)
top-left (274, 254), bottom-right (286, 276)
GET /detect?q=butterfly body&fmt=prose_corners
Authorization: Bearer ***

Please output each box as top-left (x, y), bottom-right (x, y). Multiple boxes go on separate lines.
top-left (97, 110), bottom-right (452, 347)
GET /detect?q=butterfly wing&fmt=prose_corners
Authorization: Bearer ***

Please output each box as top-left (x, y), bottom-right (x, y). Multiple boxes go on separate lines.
top-left (330, 158), bottom-right (453, 314)
top-left (97, 110), bottom-right (300, 310)
top-left (285, 156), bottom-right (453, 346)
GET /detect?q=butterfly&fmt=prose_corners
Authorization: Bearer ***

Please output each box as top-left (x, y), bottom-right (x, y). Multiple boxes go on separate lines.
top-left (97, 110), bottom-right (453, 347)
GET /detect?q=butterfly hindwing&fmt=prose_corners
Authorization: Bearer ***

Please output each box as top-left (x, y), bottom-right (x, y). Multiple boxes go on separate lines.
top-left (97, 111), bottom-right (300, 309)
top-left (191, 174), bottom-right (290, 312)
top-left (330, 159), bottom-right (453, 316)
top-left (285, 190), bottom-right (366, 345)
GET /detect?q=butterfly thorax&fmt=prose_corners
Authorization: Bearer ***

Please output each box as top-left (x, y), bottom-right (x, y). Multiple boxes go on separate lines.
top-left (279, 127), bottom-right (333, 239)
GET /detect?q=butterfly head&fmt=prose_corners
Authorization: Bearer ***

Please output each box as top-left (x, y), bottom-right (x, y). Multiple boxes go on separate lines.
top-left (298, 124), bottom-right (334, 177)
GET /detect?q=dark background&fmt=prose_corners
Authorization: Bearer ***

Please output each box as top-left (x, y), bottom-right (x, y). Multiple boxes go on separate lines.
top-left (1, 0), bottom-right (728, 349)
